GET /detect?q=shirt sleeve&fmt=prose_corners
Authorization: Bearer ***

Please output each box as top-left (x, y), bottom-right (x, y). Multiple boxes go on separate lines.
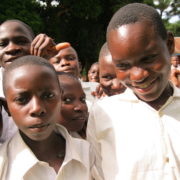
top-left (87, 106), bottom-right (104, 180)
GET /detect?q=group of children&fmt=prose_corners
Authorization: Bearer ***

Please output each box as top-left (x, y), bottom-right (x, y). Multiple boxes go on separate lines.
top-left (0, 2), bottom-right (179, 180)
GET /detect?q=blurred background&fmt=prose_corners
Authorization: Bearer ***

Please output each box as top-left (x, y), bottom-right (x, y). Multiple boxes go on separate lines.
top-left (1, 0), bottom-right (179, 75)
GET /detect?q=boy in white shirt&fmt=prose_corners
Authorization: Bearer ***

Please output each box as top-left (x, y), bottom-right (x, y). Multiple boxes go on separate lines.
top-left (0, 19), bottom-right (59, 144)
top-left (0, 55), bottom-right (91, 180)
top-left (87, 3), bottom-right (180, 180)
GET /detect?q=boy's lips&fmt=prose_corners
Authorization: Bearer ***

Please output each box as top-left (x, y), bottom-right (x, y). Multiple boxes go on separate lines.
top-left (28, 123), bottom-right (50, 132)
top-left (72, 116), bottom-right (86, 122)
top-left (5, 56), bottom-right (21, 64)
top-left (131, 77), bottom-right (158, 93)
top-left (63, 68), bottom-right (75, 72)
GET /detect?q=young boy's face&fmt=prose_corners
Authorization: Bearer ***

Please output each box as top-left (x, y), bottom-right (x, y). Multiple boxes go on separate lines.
top-left (171, 55), bottom-right (180, 67)
top-left (5, 65), bottom-right (61, 141)
top-left (0, 22), bottom-right (32, 67)
top-left (49, 47), bottom-right (80, 77)
top-left (99, 56), bottom-right (126, 96)
top-left (58, 76), bottom-right (88, 132)
top-left (88, 64), bottom-right (99, 82)
top-left (107, 21), bottom-right (174, 102)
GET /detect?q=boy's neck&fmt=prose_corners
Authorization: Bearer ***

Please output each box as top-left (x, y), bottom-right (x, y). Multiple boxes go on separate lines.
top-left (20, 130), bottom-right (66, 160)
top-left (146, 83), bottom-right (173, 110)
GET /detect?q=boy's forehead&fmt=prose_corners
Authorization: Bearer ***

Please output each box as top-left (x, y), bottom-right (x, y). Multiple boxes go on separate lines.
top-left (107, 21), bottom-right (158, 57)
top-left (99, 54), bottom-right (112, 65)
top-left (8, 65), bottom-right (55, 80)
top-left (60, 47), bottom-right (78, 56)
top-left (0, 21), bottom-right (32, 38)
top-left (59, 74), bottom-right (78, 84)
top-left (110, 21), bottom-right (154, 39)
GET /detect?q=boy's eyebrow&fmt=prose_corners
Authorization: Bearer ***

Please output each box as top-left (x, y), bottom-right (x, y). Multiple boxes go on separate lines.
top-left (65, 54), bottom-right (76, 57)
top-left (172, 53), bottom-right (180, 56)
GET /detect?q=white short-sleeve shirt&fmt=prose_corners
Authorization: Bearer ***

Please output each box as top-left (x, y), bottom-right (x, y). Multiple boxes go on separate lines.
top-left (0, 124), bottom-right (91, 180)
top-left (87, 85), bottom-right (180, 180)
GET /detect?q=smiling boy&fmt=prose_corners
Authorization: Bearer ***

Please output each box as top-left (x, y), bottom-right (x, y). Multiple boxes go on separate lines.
top-left (87, 3), bottom-right (180, 180)
top-left (98, 42), bottom-right (126, 97)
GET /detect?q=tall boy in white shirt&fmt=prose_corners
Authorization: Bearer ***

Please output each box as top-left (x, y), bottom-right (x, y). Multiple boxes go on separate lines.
top-left (87, 3), bottom-right (180, 180)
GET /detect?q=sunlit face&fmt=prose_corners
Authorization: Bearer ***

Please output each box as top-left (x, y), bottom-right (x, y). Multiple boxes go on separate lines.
top-left (5, 65), bottom-right (61, 141)
top-left (0, 22), bottom-right (32, 67)
top-left (99, 54), bottom-right (126, 96)
top-left (49, 47), bottom-right (80, 77)
top-left (58, 75), bottom-right (88, 132)
top-left (171, 55), bottom-right (180, 67)
top-left (88, 63), bottom-right (99, 82)
top-left (107, 21), bottom-right (174, 102)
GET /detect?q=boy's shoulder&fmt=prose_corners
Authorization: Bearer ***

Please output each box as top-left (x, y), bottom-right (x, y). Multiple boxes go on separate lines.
top-left (172, 83), bottom-right (180, 98)
top-left (95, 88), bottom-right (137, 107)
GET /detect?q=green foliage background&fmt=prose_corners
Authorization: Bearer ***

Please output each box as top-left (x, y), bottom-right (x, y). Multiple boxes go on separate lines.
top-left (0, 0), bottom-right (179, 73)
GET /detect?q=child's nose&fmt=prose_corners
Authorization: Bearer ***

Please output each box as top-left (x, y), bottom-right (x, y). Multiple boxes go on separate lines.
top-left (60, 58), bottom-right (70, 67)
top-left (111, 79), bottom-right (121, 90)
top-left (5, 42), bottom-right (22, 54)
top-left (30, 97), bottom-right (46, 117)
top-left (130, 66), bottom-right (149, 82)
top-left (74, 102), bottom-right (84, 111)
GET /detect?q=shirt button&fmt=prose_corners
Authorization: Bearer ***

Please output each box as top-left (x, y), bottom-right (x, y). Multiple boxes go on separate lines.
top-left (165, 157), bottom-right (169, 163)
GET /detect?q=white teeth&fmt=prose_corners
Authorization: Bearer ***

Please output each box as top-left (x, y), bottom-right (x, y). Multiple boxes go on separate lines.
top-left (136, 78), bottom-right (156, 89)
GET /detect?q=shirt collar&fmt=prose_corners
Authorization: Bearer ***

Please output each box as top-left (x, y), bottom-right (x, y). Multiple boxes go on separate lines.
top-left (7, 124), bottom-right (89, 178)
top-left (8, 131), bottom-right (38, 179)
top-left (55, 124), bottom-right (90, 169)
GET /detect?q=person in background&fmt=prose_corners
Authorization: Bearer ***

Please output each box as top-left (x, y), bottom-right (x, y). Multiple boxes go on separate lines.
top-left (88, 62), bottom-right (99, 83)
top-left (57, 72), bottom-right (89, 139)
top-left (93, 42), bottom-right (126, 98)
top-left (0, 19), bottom-right (58, 144)
top-left (49, 46), bottom-right (80, 77)
top-left (0, 55), bottom-right (91, 180)
top-left (49, 46), bottom-right (99, 103)
top-left (170, 37), bottom-right (180, 88)
top-left (87, 3), bottom-right (179, 179)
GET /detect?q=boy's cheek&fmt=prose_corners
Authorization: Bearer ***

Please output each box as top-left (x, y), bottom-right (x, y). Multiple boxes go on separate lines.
top-left (115, 70), bottom-right (127, 81)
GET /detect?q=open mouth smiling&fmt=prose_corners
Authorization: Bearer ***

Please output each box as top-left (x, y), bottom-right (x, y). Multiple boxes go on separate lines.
top-left (129, 76), bottom-right (159, 93)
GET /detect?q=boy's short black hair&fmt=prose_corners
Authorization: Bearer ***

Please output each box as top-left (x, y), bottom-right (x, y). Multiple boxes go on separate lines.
top-left (107, 3), bottom-right (167, 40)
top-left (3, 55), bottom-right (59, 95)
top-left (1, 19), bottom-right (35, 39)
top-left (89, 62), bottom-right (99, 70)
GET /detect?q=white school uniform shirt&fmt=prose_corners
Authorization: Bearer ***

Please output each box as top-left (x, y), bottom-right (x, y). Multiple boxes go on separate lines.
top-left (81, 81), bottom-right (99, 103)
top-left (0, 124), bottom-right (91, 180)
top-left (87, 84), bottom-right (180, 180)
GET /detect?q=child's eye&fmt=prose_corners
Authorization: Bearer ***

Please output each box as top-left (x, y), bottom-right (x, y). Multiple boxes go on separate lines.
top-left (81, 96), bottom-right (86, 103)
top-left (0, 41), bottom-right (8, 48)
top-left (54, 59), bottom-right (60, 64)
top-left (42, 92), bottom-right (55, 99)
top-left (14, 96), bottom-right (29, 105)
top-left (102, 75), bottom-right (113, 80)
top-left (14, 37), bottom-right (30, 45)
top-left (116, 63), bottom-right (131, 70)
top-left (66, 55), bottom-right (76, 61)
top-left (141, 54), bottom-right (157, 64)
top-left (63, 97), bottom-right (72, 104)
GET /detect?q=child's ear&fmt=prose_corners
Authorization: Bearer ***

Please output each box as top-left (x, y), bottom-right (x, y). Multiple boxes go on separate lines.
top-left (166, 32), bottom-right (175, 55)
